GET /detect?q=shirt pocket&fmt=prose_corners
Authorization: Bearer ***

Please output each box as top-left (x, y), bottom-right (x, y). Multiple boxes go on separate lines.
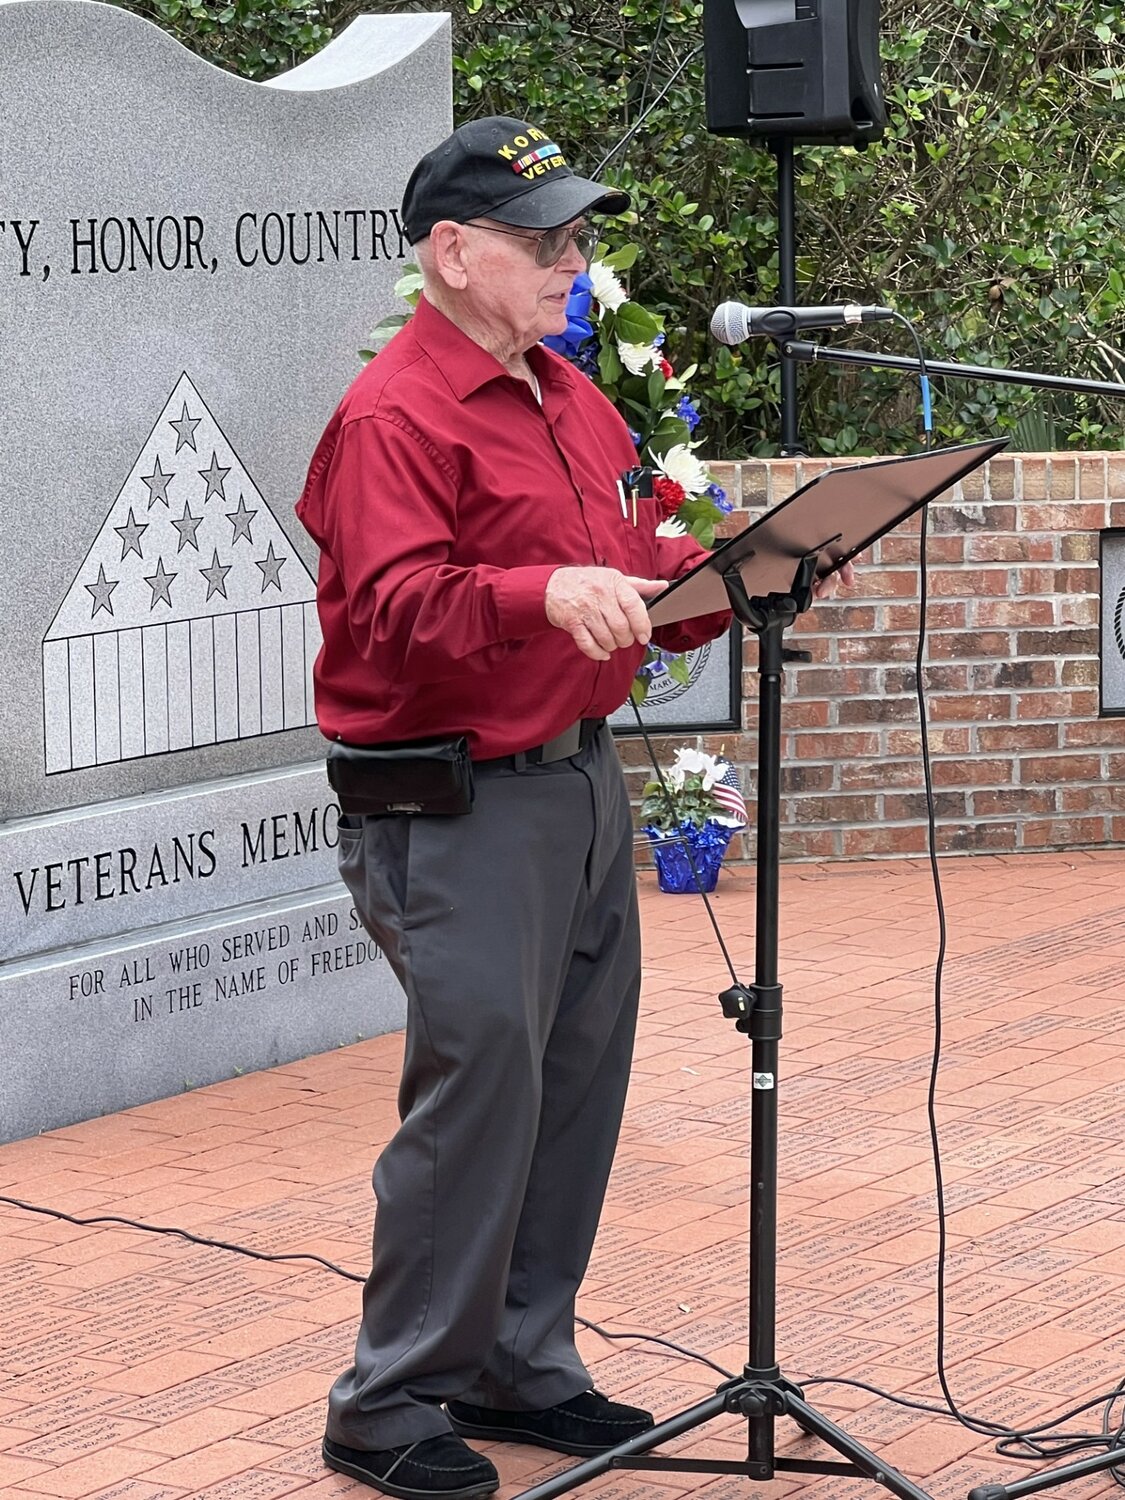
top-left (622, 494), bottom-right (662, 577)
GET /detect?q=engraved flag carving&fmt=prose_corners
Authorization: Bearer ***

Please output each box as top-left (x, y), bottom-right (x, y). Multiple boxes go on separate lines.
top-left (42, 373), bottom-right (321, 772)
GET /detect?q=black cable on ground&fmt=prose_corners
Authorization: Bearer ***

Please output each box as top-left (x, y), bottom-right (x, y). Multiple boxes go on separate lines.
top-left (0, 1192), bottom-right (366, 1281)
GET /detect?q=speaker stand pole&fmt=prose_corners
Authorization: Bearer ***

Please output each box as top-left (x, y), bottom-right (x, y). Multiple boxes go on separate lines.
top-left (774, 138), bottom-right (806, 458)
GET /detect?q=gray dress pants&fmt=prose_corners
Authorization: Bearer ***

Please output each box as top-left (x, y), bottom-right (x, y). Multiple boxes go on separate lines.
top-left (326, 727), bottom-right (641, 1450)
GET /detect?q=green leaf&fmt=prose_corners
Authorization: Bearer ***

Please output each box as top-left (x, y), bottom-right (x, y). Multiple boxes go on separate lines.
top-left (613, 301), bottom-right (661, 346)
top-left (666, 654), bottom-right (692, 685)
top-left (394, 266), bottom-right (424, 304)
top-left (598, 341), bottom-right (623, 387)
top-left (600, 244), bottom-right (639, 272)
top-left (370, 313), bottom-right (408, 336)
top-left (620, 396), bottom-right (654, 419)
top-left (647, 417), bottom-right (692, 452)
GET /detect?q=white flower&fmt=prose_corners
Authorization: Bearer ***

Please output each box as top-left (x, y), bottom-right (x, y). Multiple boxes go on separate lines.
top-left (589, 260), bottom-right (627, 312)
top-left (673, 747), bottom-right (708, 777)
top-left (671, 747), bottom-right (725, 790)
top-left (657, 443), bottom-right (709, 497)
top-left (664, 764), bottom-right (686, 793)
top-left (618, 339), bottom-right (661, 376)
top-left (655, 516), bottom-right (687, 538)
top-left (701, 762), bottom-right (726, 793)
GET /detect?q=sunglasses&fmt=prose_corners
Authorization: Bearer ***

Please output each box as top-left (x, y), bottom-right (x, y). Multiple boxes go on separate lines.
top-left (466, 221), bottom-right (598, 269)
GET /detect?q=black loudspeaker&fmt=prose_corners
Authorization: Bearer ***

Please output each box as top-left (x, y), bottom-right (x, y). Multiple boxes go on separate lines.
top-left (703, 0), bottom-right (886, 146)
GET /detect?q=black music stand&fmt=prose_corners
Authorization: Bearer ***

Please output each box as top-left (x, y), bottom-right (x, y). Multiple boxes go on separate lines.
top-left (512, 437), bottom-right (1007, 1500)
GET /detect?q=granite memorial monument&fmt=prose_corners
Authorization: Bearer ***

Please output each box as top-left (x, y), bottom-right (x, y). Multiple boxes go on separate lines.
top-left (0, 0), bottom-right (452, 1139)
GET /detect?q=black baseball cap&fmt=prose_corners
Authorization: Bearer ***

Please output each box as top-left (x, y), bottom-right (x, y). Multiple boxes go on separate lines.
top-left (401, 115), bottom-right (630, 244)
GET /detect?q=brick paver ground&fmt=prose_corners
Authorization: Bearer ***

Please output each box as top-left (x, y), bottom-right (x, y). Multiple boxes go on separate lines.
top-left (3, 851), bottom-right (1125, 1500)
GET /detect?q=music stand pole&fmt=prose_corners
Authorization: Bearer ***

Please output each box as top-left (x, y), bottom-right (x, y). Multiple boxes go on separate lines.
top-left (511, 556), bottom-right (935, 1500)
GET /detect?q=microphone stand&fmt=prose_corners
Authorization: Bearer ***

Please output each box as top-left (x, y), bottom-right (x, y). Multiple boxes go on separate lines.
top-left (735, 337), bottom-right (1122, 1500)
top-left (759, 339), bottom-right (1125, 1500)
top-left (778, 338), bottom-right (1125, 402)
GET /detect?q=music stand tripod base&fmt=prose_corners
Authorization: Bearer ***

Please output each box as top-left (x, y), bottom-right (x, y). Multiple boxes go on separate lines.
top-left (511, 554), bottom-right (935, 1500)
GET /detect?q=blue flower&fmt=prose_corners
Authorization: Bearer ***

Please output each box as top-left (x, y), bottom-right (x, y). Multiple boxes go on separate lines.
top-left (638, 649), bottom-right (670, 681)
top-left (628, 426), bottom-right (643, 450)
top-left (542, 272), bottom-right (595, 358)
top-left (707, 482), bottom-right (733, 514)
top-left (575, 345), bottom-right (600, 379)
top-left (675, 394), bottom-right (701, 432)
top-left (567, 272), bottom-right (593, 321)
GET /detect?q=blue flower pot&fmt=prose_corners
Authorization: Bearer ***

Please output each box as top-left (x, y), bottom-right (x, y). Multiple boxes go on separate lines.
top-left (644, 820), bottom-right (735, 894)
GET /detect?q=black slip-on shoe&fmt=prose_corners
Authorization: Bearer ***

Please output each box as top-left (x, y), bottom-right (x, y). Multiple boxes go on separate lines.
top-left (322, 1433), bottom-right (499, 1499)
top-left (446, 1388), bottom-right (655, 1456)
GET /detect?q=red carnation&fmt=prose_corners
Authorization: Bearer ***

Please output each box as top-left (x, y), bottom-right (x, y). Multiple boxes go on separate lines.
top-left (654, 476), bottom-right (686, 519)
top-left (660, 358), bottom-right (674, 378)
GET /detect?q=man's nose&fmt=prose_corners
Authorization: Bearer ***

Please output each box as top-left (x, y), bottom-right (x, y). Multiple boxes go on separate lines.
top-left (557, 235), bottom-right (589, 274)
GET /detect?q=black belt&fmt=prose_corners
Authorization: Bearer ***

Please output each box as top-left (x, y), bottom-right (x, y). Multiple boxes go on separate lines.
top-left (480, 717), bottom-right (605, 770)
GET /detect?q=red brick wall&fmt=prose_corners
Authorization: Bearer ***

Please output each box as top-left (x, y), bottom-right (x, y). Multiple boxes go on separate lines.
top-left (624, 451), bottom-right (1125, 862)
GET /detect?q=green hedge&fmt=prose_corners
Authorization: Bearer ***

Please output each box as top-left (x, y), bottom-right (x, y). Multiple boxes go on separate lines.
top-left (112, 0), bottom-right (1125, 456)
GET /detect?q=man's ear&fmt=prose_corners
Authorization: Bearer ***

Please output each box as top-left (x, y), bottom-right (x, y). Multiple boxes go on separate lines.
top-left (428, 221), bottom-right (470, 290)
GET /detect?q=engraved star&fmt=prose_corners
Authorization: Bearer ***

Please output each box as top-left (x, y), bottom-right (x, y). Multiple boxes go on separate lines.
top-left (171, 500), bottom-right (203, 552)
top-left (140, 455), bottom-right (173, 508)
top-left (113, 507), bottom-right (148, 560)
top-left (168, 401), bottom-right (202, 453)
top-left (199, 451), bottom-right (231, 503)
top-left (144, 556), bottom-right (176, 608)
top-left (84, 563), bottom-right (119, 618)
top-left (225, 494), bottom-right (257, 545)
top-left (199, 548), bottom-right (232, 601)
top-left (254, 540), bottom-right (287, 593)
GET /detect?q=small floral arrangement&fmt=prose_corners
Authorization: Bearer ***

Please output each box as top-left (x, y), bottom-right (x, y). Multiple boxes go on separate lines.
top-left (639, 747), bottom-right (747, 835)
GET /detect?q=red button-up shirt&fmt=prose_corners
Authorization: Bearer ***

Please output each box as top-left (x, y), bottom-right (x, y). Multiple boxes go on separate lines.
top-left (296, 294), bottom-right (731, 758)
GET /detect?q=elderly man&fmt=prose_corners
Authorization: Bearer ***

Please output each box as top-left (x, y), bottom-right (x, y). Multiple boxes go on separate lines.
top-left (296, 115), bottom-right (733, 1498)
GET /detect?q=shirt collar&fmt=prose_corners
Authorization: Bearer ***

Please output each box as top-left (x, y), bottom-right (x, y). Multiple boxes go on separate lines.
top-left (411, 294), bottom-right (581, 408)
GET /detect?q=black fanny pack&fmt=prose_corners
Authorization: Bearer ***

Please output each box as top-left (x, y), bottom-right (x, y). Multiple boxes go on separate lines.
top-left (327, 737), bottom-right (474, 817)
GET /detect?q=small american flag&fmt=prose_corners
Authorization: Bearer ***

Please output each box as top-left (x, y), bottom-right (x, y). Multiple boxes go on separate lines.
top-left (711, 760), bottom-right (748, 826)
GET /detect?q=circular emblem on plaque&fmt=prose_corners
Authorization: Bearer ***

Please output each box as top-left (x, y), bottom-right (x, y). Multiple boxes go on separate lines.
top-left (639, 643), bottom-right (712, 707)
top-left (1115, 586), bottom-right (1125, 663)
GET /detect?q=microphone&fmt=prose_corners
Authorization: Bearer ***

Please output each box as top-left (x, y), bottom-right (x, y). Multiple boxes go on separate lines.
top-left (710, 301), bottom-right (896, 345)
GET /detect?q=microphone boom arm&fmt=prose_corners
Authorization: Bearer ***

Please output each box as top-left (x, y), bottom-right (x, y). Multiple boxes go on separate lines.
top-left (779, 338), bottom-right (1125, 402)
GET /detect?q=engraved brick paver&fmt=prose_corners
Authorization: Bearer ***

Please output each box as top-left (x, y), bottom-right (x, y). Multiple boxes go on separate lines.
top-left (3, 853), bottom-right (1125, 1498)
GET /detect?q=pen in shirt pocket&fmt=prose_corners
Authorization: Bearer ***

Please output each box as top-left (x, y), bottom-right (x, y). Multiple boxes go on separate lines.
top-left (618, 466), bottom-right (653, 527)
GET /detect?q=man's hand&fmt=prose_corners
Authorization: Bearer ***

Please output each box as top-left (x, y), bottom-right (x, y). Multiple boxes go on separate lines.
top-left (545, 567), bottom-right (668, 662)
top-left (812, 559), bottom-right (857, 601)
